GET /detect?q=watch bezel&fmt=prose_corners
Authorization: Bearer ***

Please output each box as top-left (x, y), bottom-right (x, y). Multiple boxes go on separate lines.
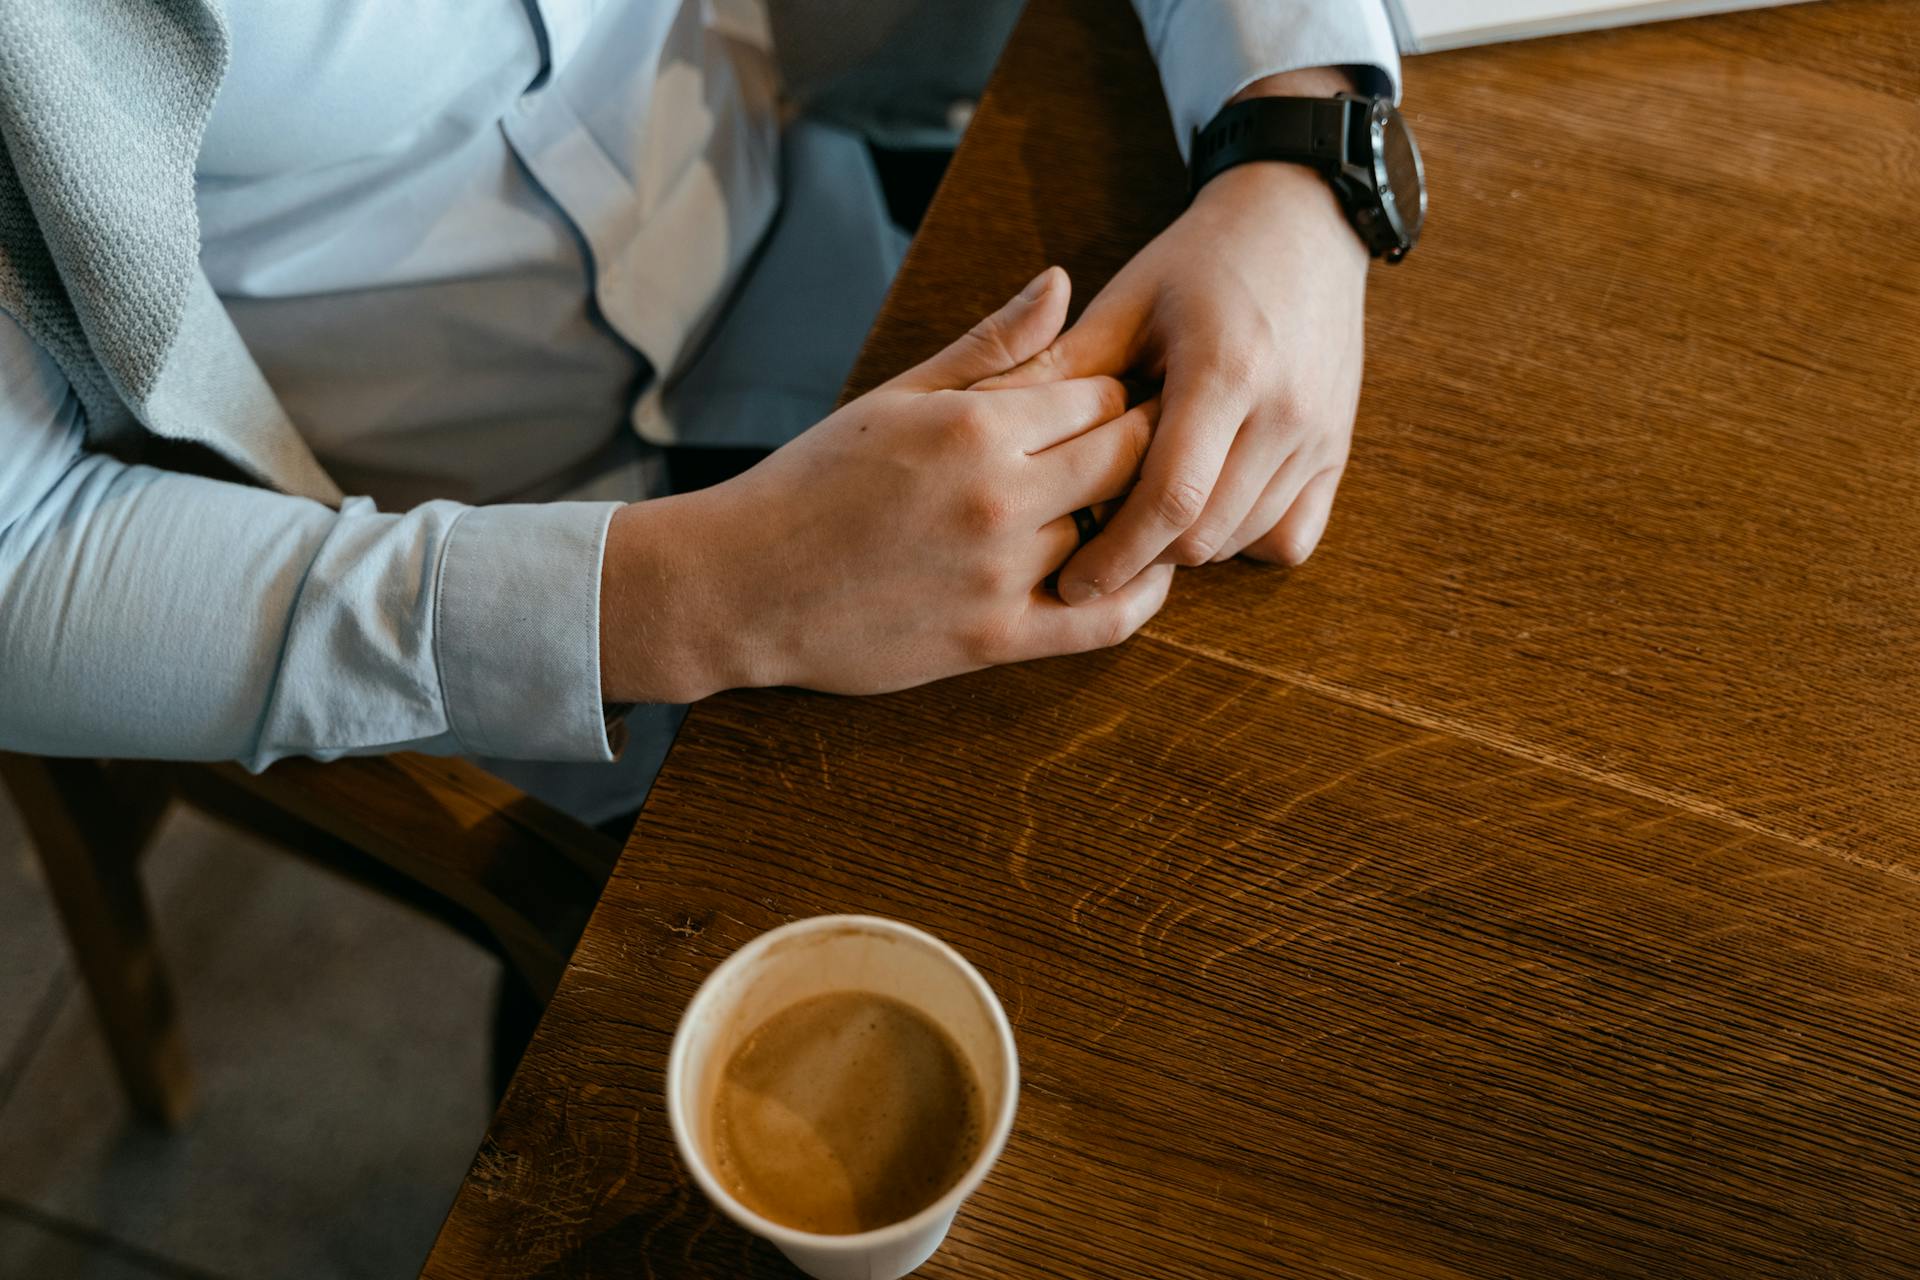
top-left (1365, 97), bottom-right (1425, 264)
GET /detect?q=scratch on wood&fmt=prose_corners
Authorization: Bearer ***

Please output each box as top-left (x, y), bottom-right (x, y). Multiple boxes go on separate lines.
top-left (1086, 1001), bottom-right (1134, 1048)
top-left (1163, 734), bottom-right (1444, 939)
top-left (1136, 632), bottom-right (1914, 885)
top-left (1199, 914), bottom-right (1327, 977)
top-left (813, 727), bottom-right (833, 791)
top-left (1007, 705), bottom-right (1131, 895)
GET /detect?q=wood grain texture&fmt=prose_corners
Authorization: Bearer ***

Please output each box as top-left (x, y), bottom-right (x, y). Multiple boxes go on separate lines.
top-left (428, 651), bottom-right (1920, 1279)
top-left (426, 0), bottom-right (1920, 1276)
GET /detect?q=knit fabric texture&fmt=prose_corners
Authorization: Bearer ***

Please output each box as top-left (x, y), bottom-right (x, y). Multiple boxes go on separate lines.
top-left (0, 0), bottom-right (223, 420)
top-left (0, 0), bottom-right (341, 502)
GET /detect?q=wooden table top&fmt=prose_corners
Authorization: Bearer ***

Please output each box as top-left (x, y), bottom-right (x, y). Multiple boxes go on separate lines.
top-left (423, 2), bottom-right (1920, 1276)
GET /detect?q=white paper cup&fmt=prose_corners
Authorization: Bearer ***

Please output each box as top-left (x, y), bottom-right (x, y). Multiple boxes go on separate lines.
top-left (667, 915), bottom-right (1019, 1280)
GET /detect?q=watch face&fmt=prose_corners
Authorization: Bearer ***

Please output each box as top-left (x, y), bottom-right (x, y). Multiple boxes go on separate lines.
top-left (1372, 103), bottom-right (1426, 255)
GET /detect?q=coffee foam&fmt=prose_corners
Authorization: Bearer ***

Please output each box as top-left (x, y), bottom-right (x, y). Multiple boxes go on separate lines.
top-left (710, 990), bottom-right (983, 1235)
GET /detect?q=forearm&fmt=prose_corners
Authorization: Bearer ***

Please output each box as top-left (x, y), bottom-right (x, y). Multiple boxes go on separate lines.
top-left (3, 477), bottom-right (628, 767)
top-left (598, 493), bottom-right (743, 706)
top-left (1189, 61), bottom-right (1372, 267)
top-left (1233, 64), bottom-right (1358, 103)
top-left (1, 322), bottom-right (619, 767)
top-left (1203, 65), bottom-right (1372, 249)
top-left (2, 456), bottom-right (435, 761)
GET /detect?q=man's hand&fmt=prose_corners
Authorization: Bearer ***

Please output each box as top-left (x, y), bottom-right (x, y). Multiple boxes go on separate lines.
top-left (599, 267), bottom-right (1170, 703)
top-left (979, 68), bottom-right (1370, 604)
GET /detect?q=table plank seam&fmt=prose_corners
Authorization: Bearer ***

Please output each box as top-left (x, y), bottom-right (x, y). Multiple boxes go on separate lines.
top-left (1132, 631), bottom-right (1908, 885)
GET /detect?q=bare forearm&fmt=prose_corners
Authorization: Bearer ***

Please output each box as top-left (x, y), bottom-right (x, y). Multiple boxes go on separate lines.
top-left (599, 494), bottom-right (744, 705)
top-left (1231, 65), bottom-right (1358, 105)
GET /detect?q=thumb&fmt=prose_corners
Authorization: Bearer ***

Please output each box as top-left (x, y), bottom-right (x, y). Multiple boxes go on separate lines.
top-left (889, 266), bottom-right (1070, 392)
top-left (970, 289), bottom-right (1134, 390)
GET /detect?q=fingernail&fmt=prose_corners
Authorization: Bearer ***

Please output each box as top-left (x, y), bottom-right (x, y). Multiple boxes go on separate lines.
top-left (1061, 578), bottom-right (1101, 606)
top-left (1018, 268), bottom-right (1054, 302)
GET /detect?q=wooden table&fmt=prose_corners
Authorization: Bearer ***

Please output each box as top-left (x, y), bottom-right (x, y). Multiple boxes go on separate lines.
top-left (423, 1), bottom-right (1920, 1275)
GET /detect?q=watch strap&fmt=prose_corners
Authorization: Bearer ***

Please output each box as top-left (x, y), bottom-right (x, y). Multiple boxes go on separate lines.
top-left (1189, 96), bottom-right (1351, 198)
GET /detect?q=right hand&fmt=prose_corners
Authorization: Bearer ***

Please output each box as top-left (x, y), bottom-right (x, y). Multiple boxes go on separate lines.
top-left (601, 267), bottom-right (1172, 702)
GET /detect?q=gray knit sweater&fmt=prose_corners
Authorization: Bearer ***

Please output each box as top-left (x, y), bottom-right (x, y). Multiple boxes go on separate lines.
top-left (0, 0), bottom-right (341, 502)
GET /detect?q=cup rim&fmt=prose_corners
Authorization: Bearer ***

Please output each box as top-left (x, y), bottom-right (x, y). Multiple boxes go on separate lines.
top-left (665, 913), bottom-right (1020, 1254)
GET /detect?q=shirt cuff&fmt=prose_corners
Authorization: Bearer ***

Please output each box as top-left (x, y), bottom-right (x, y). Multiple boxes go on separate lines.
top-left (434, 500), bottom-right (622, 762)
top-left (1141, 0), bottom-right (1404, 163)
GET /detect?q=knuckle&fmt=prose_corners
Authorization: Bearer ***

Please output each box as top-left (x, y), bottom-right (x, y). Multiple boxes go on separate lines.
top-left (938, 395), bottom-right (996, 450)
top-left (956, 483), bottom-right (1018, 535)
top-left (1264, 385), bottom-right (1310, 430)
top-left (1092, 376), bottom-right (1128, 420)
top-left (961, 613), bottom-right (1020, 665)
top-left (1149, 475), bottom-right (1208, 529)
top-left (1127, 412), bottom-right (1155, 461)
top-left (1206, 345), bottom-right (1263, 397)
top-left (967, 558), bottom-right (1020, 599)
top-left (962, 317), bottom-right (1019, 372)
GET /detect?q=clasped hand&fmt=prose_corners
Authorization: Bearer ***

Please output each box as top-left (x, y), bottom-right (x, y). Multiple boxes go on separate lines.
top-left (600, 267), bottom-right (1170, 703)
top-left (604, 148), bottom-right (1368, 707)
top-left (978, 157), bottom-right (1369, 602)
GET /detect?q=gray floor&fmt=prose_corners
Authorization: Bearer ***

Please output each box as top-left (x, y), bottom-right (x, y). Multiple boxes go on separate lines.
top-left (0, 788), bottom-right (502, 1280)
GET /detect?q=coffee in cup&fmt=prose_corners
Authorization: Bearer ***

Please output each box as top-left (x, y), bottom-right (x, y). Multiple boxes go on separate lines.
top-left (710, 990), bottom-right (984, 1234)
top-left (668, 915), bottom-right (1018, 1280)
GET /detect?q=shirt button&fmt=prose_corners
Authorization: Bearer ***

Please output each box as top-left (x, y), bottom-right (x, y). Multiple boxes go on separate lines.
top-left (945, 99), bottom-right (975, 133)
top-left (515, 92), bottom-right (538, 116)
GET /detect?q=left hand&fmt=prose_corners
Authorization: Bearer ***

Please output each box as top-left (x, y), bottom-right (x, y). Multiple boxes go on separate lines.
top-left (977, 72), bottom-right (1370, 604)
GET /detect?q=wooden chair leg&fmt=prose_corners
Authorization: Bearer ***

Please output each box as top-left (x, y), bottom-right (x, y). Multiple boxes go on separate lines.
top-left (0, 754), bottom-right (192, 1128)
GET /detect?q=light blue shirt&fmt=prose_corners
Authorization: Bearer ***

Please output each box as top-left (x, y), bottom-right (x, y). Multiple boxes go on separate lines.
top-left (0, 0), bottom-right (1398, 802)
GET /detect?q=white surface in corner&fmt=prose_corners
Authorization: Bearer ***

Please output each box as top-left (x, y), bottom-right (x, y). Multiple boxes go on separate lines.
top-left (1389, 0), bottom-right (1818, 52)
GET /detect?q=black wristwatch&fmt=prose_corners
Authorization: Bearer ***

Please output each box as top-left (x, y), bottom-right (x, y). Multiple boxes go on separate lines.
top-left (1190, 94), bottom-right (1426, 263)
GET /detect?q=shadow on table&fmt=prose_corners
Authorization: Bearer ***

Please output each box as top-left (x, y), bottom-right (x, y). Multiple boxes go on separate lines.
top-left (526, 1184), bottom-right (796, 1280)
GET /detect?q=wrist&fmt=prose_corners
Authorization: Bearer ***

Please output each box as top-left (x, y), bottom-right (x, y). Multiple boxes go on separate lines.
top-left (1202, 68), bottom-right (1423, 265)
top-left (1200, 66), bottom-right (1363, 243)
top-left (1198, 65), bottom-right (1367, 242)
top-left (1195, 66), bottom-right (1364, 247)
top-left (598, 493), bottom-right (749, 704)
top-left (1229, 66), bottom-right (1358, 106)
top-left (1190, 156), bottom-right (1368, 271)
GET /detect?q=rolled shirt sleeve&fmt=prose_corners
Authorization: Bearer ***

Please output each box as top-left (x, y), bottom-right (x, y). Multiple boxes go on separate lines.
top-left (1133, 0), bottom-right (1404, 161)
top-left (432, 501), bottom-right (618, 760)
top-left (0, 315), bottom-right (619, 769)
